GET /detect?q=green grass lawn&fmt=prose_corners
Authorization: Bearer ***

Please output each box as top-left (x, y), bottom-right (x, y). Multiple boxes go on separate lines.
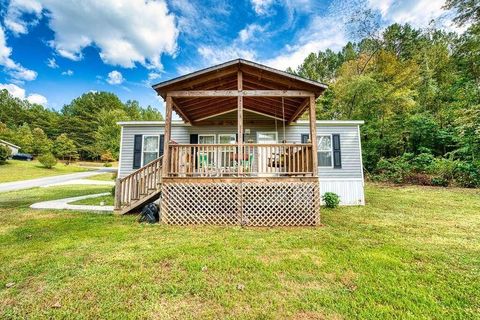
top-left (0, 160), bottom-right (89, 183)
top-left (85, 172), bottom-right (116, 181)
top-left (76, 161), bottom-right (118, 168)
top-left (70, 194), bottom-right (114, 206)
top-left (1, 184), bottom-right (479, 319)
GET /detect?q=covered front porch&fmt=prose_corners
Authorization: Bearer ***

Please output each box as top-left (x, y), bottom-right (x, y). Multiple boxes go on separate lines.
top-left (115, 59), bottom-right (327, 225)
top-left (158, 60), bottom-right (325, 180)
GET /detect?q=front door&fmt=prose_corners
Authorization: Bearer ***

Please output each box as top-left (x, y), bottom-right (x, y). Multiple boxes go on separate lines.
top-left (256, 132), bottom-right (278, 176)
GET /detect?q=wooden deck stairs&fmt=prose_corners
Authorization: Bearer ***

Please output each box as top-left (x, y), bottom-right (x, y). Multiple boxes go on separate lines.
top-left (114, 156), bottom-right (163, 214)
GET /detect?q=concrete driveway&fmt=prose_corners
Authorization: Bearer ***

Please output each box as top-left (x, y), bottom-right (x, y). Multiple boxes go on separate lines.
top-left (0, 168), bottom-right (116, 193)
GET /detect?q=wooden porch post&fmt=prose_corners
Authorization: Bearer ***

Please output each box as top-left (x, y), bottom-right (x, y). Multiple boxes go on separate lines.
top-left (309, 95), bottom-right (318, 176)
top-left (162, 95), bottom-right (173, 177)
top-left (237, 71), bottom-right (243, 176)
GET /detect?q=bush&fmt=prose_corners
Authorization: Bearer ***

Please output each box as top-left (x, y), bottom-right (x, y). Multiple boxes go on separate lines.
top-left (411, 152), bottom-right (435, 173)
top-left (0, 145), bottom-right (11, 164)
top-left (431, 158), bottom-right (457, 181)
top-left (38, 153), bottom-right (57, 169)
top-left (431, 176), bottom-right (449, 187)
top-left (374, 157), bottom-right (411, 183)
top-left (103, 162), bottom-right (112, 167)
top-left (101, 151), bottom-right (115, 163)
top-left (453, 161), bottom-right (480, 188)
top-left (404, 172), bottom-right (432, 185)
top-left (322, 192), bottom-right (340, 208)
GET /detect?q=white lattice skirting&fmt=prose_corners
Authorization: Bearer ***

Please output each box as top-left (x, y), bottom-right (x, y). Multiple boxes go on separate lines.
top-left (161, 181), bottom-right (320, 226)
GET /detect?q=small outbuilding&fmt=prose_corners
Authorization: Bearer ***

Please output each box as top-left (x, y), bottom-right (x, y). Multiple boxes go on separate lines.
top-left (0, 139), bottom-right (20, 155)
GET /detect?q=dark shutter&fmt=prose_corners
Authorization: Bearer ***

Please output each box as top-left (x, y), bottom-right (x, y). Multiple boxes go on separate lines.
top-left (190, 134), bottom-right (198, 169)
top-left (332, 134), bottom-right (341, 168)
top-left (190, 134), bottom-right (198, 144)
top-left (235, 133), bottom-right (246, 142)
top-left (301, 134), bottom-right (309, 143)
top-left (133, 135), bottom-right (142, 169)
top-left (158, 134), bottom-right (164, 157)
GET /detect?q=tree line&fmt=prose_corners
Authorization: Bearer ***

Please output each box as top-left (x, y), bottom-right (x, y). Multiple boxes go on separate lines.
top-left (0, 91), bottom-right (163, 162)
top-left (288, 1), bottom-right (479, 187)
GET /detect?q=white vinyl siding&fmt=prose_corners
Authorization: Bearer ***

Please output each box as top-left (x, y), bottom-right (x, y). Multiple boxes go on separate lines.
top-left (118, 110), bottom-right (364, 181)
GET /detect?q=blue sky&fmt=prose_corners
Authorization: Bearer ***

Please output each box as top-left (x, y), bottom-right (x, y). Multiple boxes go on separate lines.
top-left (0, 0), bottom-right (457, 116)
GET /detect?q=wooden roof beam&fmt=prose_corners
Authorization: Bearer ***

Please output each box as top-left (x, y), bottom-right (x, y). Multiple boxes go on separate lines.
top-left (177, 97), bottom-right (234, 110)
top-left (187, 101), bottom-right (239, 118)
top-left (172, 100), bottom-right (192, 123)
top-left (243, 101), bottom-right (294, 120)
top-left (240, 65), bottom-right (320, 92)
top-left (158, 67), bottom-right (238, 93)
top-left (167, 90), bottom-right (315, 98)
top-left (287, 98), bottom-right (310, 124)
top-left (241, 80), bottom-right (304, 105)
top-left (243, 96), bottom-right (299, 112)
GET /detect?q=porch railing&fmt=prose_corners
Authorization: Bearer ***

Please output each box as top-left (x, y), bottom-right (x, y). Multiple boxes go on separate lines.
top-left (168, 143), bottom-right (314, 177)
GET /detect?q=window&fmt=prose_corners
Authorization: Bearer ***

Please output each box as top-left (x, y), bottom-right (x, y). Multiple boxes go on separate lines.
top-left (142, 135), bottom-right (159, 166)
top-left (257, 132), bottom-right (278, 143)
top-left (218, 134), bottom-right (236, 144)
top-left (198, 134), bottom-right (216, 167)
top-left (317, 135), bottom-right (333, 167)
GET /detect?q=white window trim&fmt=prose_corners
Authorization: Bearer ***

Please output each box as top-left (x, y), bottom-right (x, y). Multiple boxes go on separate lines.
top-left (317, 134), bottom-right (334, 168)
top-left (218, 133), bottom-right (236, 144)
top-left (256, 131), bottom-right (278, 143)
top-left (141, 135), bottom-right (160, 167)
top-left (198, 133), bottom-right (216, 144)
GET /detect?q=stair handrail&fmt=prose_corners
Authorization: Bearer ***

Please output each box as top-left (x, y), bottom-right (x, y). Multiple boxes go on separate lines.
top-left (114, 156), bottom-right (163, 211)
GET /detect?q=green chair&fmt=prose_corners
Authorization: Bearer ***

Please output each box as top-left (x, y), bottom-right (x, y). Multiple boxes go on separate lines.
top-left (242, 153), bottom-right (254, 172)
top-left (198, 154), bottom-right (209, 170)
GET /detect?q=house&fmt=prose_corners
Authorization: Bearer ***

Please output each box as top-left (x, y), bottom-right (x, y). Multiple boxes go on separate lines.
top-left (115, 59), bottom-right (365, 226)
top-left (0, 139), bottom-right (20, 156)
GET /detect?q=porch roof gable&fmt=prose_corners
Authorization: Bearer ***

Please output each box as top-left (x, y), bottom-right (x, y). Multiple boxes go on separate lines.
top-left (152, 59), bottom-right (328, 123)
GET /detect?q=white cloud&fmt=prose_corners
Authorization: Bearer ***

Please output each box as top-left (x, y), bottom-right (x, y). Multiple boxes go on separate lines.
top-left (0, 83), bottom-right (47, 105)
top-left (176, 65), bottom-right (197, 75)
top-left (171, 0), bottom-right (231, 41)
top-left (197, 46), bottom-right (256, 65)
top-left (0, 83), bottom-right (25, 98)
top-left (61, 69), bottom-right (73, 76)
top-left (4, 0), bottom-right (43, 35)
top-left (0, 27), bottom-right (37, 81)
top-left (260, 0), bottom-right (455, 71)
top-left (46, 57), bottom-right (58, 68)
top-left (238, 24), bottom-right (266, 42)
top-left (5, 0), bottom-right (179, 70)
top-left (369, 0), bottom-right (445, 27)
top-left (148, 72), bottom-right (161, 81)
top-left (262, 16), bottom-right (347, 70)
top-left (251, 0), bottom-right (275, 15)
top-left (107, 70), bottom-right (124, 85)
top-left (26, 93), bottom-right (48, 105)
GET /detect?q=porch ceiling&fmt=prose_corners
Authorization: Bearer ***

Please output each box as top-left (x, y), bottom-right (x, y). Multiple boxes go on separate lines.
top-left (152, 59), bottom-right (327, 123)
